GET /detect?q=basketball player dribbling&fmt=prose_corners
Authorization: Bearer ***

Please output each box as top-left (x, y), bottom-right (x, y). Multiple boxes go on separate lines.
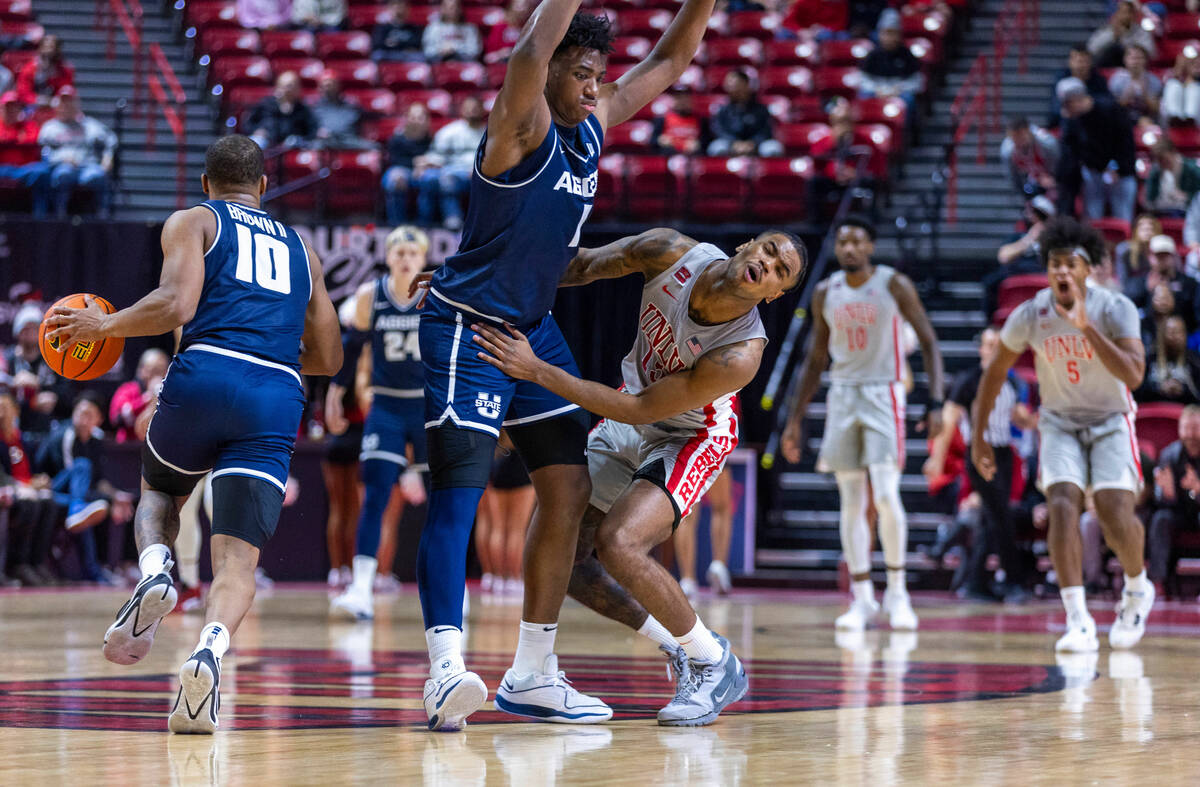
top-left (781, 216), bottom-right (945, 632)
top-left (475, 227), bottom-right (806, 726)
top-left (972, 217), bottom-right (1153, 652)
top-left (327, 227), bottom-right (430, 621)
top-left (414, 0), bottom-right (717, 730)
top-left (45, 135), bottom-right (343, 732)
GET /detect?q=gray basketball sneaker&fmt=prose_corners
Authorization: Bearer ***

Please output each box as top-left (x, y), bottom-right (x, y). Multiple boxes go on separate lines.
top-left (657, 633), bottom-right (748, 727)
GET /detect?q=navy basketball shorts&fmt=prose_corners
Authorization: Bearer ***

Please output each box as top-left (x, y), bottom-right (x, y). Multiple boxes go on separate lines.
top-left (419, 297), bottom-right (581, 438)
top-left (144, 347), bottom-right (305, 495)
top-left (361, 394), bottom-right (428, 471)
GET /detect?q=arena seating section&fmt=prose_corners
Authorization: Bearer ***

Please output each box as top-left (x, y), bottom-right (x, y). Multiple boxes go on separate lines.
top-left (180, 0), bottom-right (956, 221)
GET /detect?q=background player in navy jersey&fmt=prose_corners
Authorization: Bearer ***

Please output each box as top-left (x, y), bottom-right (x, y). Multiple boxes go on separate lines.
top-left (416, 0), bottom-right (717, 730)
top-left (45, 135), bottom-right (342, 733)
top-left (326, 226), bottom-right (430, 621)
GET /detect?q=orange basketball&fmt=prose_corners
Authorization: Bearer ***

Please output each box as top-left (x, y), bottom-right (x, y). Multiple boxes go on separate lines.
top-left (38, 294), bottom-right (125, 381)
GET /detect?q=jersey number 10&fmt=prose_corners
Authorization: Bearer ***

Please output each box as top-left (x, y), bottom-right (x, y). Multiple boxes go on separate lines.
top-left (234, 224), bottom-right (292, 295)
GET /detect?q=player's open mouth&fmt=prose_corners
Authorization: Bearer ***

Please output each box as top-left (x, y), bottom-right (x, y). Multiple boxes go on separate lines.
top-left (745, 263), bottom-right (761, 283)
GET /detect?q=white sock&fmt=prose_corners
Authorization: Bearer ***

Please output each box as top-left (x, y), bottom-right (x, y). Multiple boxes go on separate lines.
top-left (1060, 586), bottom-right (1089, 621)
top-left (851, 579), bottom-right (875, 606)
top-left (886, 568), bottom-right (906, 594)
top-left (1125, 570), bottom-right (1149, 595)
top-left (351, 555), bottom-right (377, 595)
top-left (138, 544), bottom-right (171, 579)
top-left (426, 625), bottom-right (464, 680)
top-left (677, 616), bottom-right (724, 664)
top-left (512, 620), bottom-right (557, 676)
top-left (196, 622), bottom-right (230, 660)
top-left (637, 614), bottom-right (678, 649)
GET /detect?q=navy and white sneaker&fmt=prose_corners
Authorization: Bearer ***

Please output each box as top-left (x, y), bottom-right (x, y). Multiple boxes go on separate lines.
top-left (657, 633), bottom-right (748, 727)
top-left (102, 563), bottom-right (178, 665)
top-left (423, 670), bottom-right (488, 732)
top-left (169, 648), bottom-right (221, 734)
top-left (494, 654), bottom-right (613, 724)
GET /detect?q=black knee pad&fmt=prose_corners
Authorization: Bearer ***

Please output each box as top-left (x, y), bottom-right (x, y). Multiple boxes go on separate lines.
top-left (141, 443), bottom-right (205, 498)
top-left (427, 423), bottom-right (496, 490)
top-left (210, 474), bottom-right (285, 549)
top-left (506, 409), bottom-right (590, 473)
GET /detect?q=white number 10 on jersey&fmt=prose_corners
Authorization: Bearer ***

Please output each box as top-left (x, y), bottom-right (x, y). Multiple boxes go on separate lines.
top-left (234, 224), bottom-right (291, 294)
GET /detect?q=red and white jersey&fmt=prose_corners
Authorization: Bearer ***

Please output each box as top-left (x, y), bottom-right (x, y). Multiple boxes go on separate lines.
top-left (619, 242), bottom-right (767, 431)
top-left (823, 265), bottom-right (903, 384)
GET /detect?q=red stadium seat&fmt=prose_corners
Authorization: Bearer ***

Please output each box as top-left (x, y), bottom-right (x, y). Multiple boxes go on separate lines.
top-left (1137, 402), bottom-right (1186, 455)
top-left (623, 154), bottom-right (685, 220)
top-left (604, 120), bottom-right (655, 153)
top-left (907, 37), bottom-right (939, 68)
top-left (609, 36), bottom-right (653, 64)
top-left (0, 48), bottom-right (35, 75)
top-left (758, 65), bottom-right (814, 97)
top-left (819, 38), bottom-right (874, 67)
top-left (210, 55), bottom-right (273, 89)
top-left (615, 9), bottom-right (672, 37)
top-left (704, 38), bottom-right (764, 67)
top-left (185, 1), bottom-right (238, 31)
top-left (853, 97), bottom-right (907, 137)
top-left (486, 62), bottom-right (509, 88)
top-left (1156, 39), bottom-right (1200, 68)
top-left (322, 59), bottom-right (380, 87)
top-left (683, 156), bottom-right (752, 221)
top-left (394, 88), bottom-right (454, 116)
top-left (672, 64), bottom-right (708, 92)
top-left (857, 123), bottom-right (895, 177)
top-left (1166, 13), bottom-right (1200, 39)
top-left (276, 149), bottom-right (321, 210)
top-left (726, 11), bottom-right (781, 40)
top-left (370, 115), bottom-right (407, 143)
top-left (748, 157), bottom-right (812, 221)
top-left (408, 5), bottom-right (437, 25)
top-left (346, 4), bottom-right (389, 28)
top-left (0, 140), bottom-right (37, 165)
top-left (224, 85), bottom-right (274, 124)
top-left (902, 12), bottom-right (946, 40)
top-left (0, 19), bottom-right (40, 43)
top-left (268, 56), bottom-right (325, 86)
top-left (260, 30), bottom-right (316, 58)
top-left (316, 31), bottom-right (373, 60)
top-left (0, 0), bottom-right (33, 22)
top-left (345, 88), bottom-right (397, 115)
top-left (1169, 125), bottom-right (1200, 154)
top-left (431, 61), bottom-right (487, 92)
top-left (1089, 217), bottom-right (1132, 245)
top-left (380, 61), bottom-right (433, 90)
top-left (591, 155), bottom-right (626, 221)
top-left (788, 95), bottom-right (828, 123)
top-left (992, 274), bottom-right (1048, 325)
top-left (199, 29), bottom-right (260, 58)
top-left (1161, 216), bottom-right (1186, 245)
top-left (326, 150), bottom-right (383, 214)
top-left (764, 39), bottom-right (819, 67)
top-left (777, 122), bottom-right (830, 155)
top-left (814, 66), bottom-right (862, 98)
top-left (463, 7), bottom-right (504, 27)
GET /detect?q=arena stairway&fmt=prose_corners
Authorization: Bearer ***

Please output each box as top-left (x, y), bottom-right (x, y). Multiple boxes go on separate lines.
top-left (33, 0), bottom-right (215, 219)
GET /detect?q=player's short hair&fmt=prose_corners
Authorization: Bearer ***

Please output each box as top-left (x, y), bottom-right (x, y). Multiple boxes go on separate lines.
top-left (1069, 42), bottom-right (1090, 57)
top-left (386, 225), bottom-right (429, 254)
top-left (1039, 216), bottom-right (1105, 268)
top-left (1183, 404), bottom-right (1200, 421)
top-left (204, 134), bottom-right (265, 189)
top-left (73, 390), bottom-right (104, 413)
top-left (834, 215), bottom-right (877, 241)
top-left (554, 12), bottom-right (614, 58)
top-left (760, 229), bottom-right (810, 292)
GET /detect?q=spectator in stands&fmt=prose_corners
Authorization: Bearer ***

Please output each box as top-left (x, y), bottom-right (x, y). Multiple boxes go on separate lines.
top-left (1139, 314), bottom-right (1200, 404)
top-left (372, 0), bottom-right (424, 62)
top-left (1089, 242), bottom-right (1124, 291)
top-left (858, 10), bottom-right (923, 114)
top-left (0, 393), bottom-right (56, 587)
top-left (1115, 213), bottom-right (1161, 281)
top-left (1149, 405), bottom-right (1200, 594)
top-left (1125, 234), bottom-right (1200, 335)
top-left (981, 195), bottom-right (1055, 320)
top-left (2, 303), bottom-right (72, 439)
top-left (806, 96), bottom-right (860, 220)
top-left (1046, 44), bottom-right (1110, 130)
top-left (422, 0), bottom-right (482, 63)
top-left (653, 89), bottom-right (704, 155)
top-left (1146, 138), bottom-right (1200, 218)
top-left (292, 0), bottom-right (346, 32)
top-left (423, 95), bottom-right (486, 229)
top-left (1162, 52), bottom-right (1200, 125)
top-left (15, 35), bottom-right (74, 108)
top-left (1108, 44), bottom-right (1161, 126)
top-left (707, 70), bottom-right (783, 157)
top-left (1055, 76), bottom-right (1136, 222)
top-left (237, 0), bottom-right (294, 29)
top-left (1000, 115), bottom-right (1058, 201)
top-left (0, 91), bottom-right (50, 217)
top-left (382, 101), bottom-right (435, 224)
top-left (108, 348), bottom-right (168, 443)
top-left (1087, 0), bottom-right (1156, 68)
top-left (37, 87), bottom-right (116, 218)
top-left (484, 0), bottom-right (532, 64)
top-left (246, 71), bottom-right (318, 148)
top-left (312, 72), bottom-right (374, 149)
top-left (1181, 193), bottom-right (1200, 274)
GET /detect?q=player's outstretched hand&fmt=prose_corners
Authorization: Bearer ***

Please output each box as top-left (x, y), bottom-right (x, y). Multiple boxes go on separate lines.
top-left (971, 439), bottom-right (996, 482)
top-left (44, 295), bottom-right (110, 346)
top-left (472, 323), bottom-right (542, 381)
top-left (1052, 277), bottom-right (1089, 330)
top-left (409, 272), bottom-right (433, 309)
top-left (781, 418), bottom-right (804, 465)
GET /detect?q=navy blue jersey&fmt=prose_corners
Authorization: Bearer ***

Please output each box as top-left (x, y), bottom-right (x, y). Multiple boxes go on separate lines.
top-left (180, 200), bottom-right (312, 369)
top-left (429, 114), bottom-right (604, 326)
top-left (368, 275), bottom-right (423, 397)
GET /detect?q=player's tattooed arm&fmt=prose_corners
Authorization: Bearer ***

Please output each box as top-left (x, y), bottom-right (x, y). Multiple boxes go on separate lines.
top-left (890, 271), bottom-right (945, 432)
top-left (561, 228), bottom-right (697, 287)
top-left (780, 283), bottom-right (831, 464)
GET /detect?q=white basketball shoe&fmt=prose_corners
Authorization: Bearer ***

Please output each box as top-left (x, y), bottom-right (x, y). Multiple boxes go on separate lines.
top-left (835, 597), bottom-right (880, 631)
top-left (423, 670), bottom-right (488, 732)
top-left (330, 584), bottom-right (374, 622)
top-left (705, 560), bottom-right (732, 595)
top-left (103, 563), bottom-right (178, 665)
top-left (1110, 583), bottom-right (1154, 649)
top-left (168, 648), bottom-right (221, 734)
top-left (882, 588), bottom-right (919, 630)
top-left (1056, 614), bottom-right (1099, 653)
top-left (495, 654), bottom-right (613, 723)
top-left (657, 633), bottom-right (748, 727)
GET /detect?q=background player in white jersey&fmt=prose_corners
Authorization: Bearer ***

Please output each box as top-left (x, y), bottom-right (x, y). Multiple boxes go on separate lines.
top-left (781, 216), bottom-right (945, 632)
top-left (475, 228), bottom-right (806, 726)
top-left (972, 217), bottom-right (1152, 653)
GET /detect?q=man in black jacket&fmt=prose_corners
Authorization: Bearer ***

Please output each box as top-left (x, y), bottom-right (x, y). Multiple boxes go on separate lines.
top-left (246, 71), bottom-right (317, 149)
top-left (706, 70), bottom-right (782, 157)
top-left (1055, 76), bottom-right (1136, 222)
top-left (1149, 406), bottom-right (1200, 593)
top-left (1046, 44), bottom-right (1111, 129)
top-left (372, 0), bottom-right (424, 61)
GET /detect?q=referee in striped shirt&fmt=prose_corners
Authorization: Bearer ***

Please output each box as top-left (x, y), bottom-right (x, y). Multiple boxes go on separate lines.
top-left (926, 328), bottom-right (1037, 601)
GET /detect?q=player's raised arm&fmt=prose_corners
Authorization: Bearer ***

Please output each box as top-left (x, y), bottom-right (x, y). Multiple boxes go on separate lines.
top-left (560, 228), bottom-right (696, 287)
top-left (482, 0), bottom-right (585, 176)
top-left (299, 239), bottom-right (344, 377)
top-left (890, 272), bottom-right (945, 432)
top-left (595, 0), bottom-right (716, 128)
top-left (45, 207), bottom-right (209, 346)
top-left (970, 342), bottom-right (1021, 482)
top-left (780, 283), bottom-right (832, 464)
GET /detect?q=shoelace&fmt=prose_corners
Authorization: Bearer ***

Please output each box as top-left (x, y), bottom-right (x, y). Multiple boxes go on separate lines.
top-left (661, 644), bottom-right (688, 684)
top-left (1114, 591), bottom-right (1146, 624)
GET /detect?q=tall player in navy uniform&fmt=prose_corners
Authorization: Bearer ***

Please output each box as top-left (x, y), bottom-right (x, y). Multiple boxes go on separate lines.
top-left (416, 0), bottom-right (716, 730)
top-left (45, 135), bottom-right (342, 733)
top-left (326, 226), bottom-right (430, 621)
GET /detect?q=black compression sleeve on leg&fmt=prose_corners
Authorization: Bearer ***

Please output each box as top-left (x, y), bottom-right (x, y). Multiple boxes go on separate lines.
top-left (427, 423), bottom-right (496, 489)
top-left (506, 408), bottom-right (590, 472)
top-left (210, 475), bottom-right (285, 549)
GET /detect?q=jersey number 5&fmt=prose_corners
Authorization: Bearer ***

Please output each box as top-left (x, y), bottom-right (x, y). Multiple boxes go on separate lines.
top-left (1066, 360), bottom-right (1080, 384)
top-left (234, 224), bottom-right (292, 295)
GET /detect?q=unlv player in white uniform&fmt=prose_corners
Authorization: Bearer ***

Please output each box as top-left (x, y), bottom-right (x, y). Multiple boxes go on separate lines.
top-left (782, 216), bottom-right (944, 631)
top-left (473, 227), bottom-right (805, 726)
top-left (973, 217), bottom-right (1152, 652)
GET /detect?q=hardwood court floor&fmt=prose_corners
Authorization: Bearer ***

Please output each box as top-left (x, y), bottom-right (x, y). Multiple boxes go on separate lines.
top-left (1, 585), bottom-right (1198, 785)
